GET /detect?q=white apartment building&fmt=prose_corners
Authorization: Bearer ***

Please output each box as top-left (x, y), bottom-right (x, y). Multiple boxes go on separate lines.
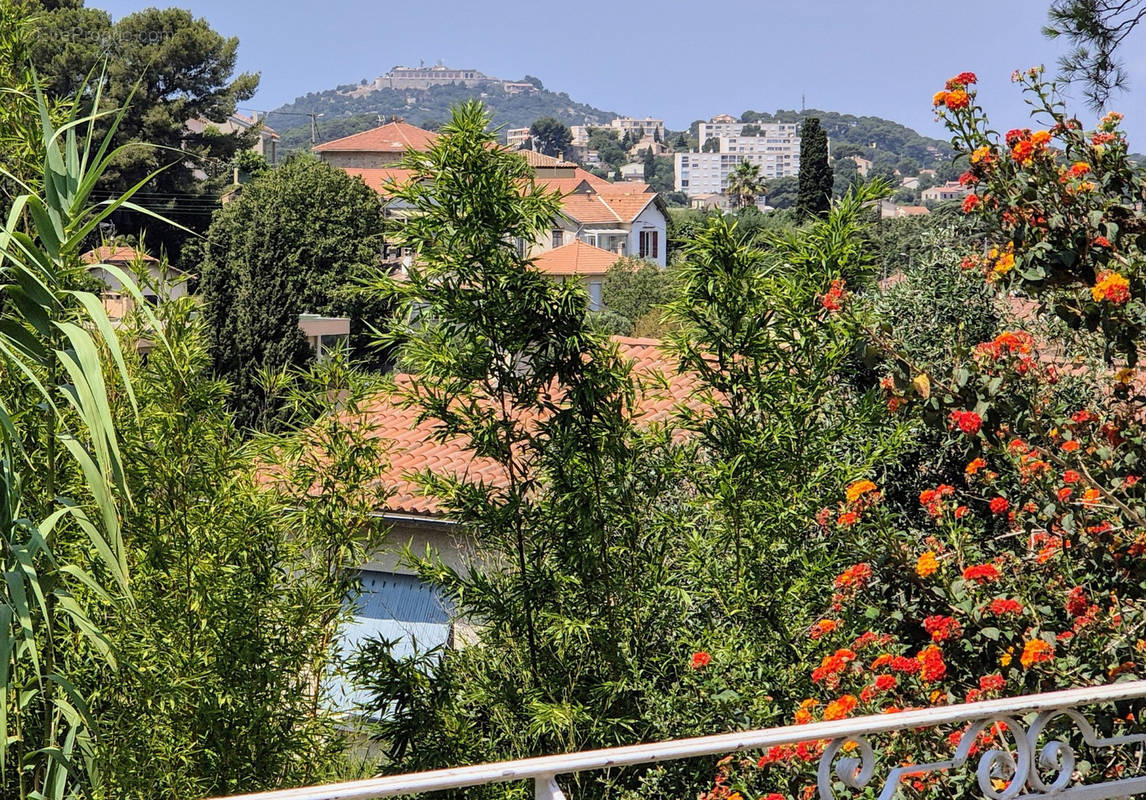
top-left (697, 120), bottom-right (800, 148)
top-left (676, 120), bottom-right (811, 196)
top-left (506, 127), bottom-right (530, 148)
top-left (609, 117), bottom-right (665, 140)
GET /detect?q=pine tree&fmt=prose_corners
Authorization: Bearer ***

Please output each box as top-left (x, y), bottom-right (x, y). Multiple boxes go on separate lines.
top-left (797, 117), bottom-right (833, 219)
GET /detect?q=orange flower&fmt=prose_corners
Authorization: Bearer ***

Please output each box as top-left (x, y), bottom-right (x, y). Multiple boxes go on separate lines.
top-left (1020, 639), bottom-right (1054, 668)
top-left (1031, 130), bottom-right (1052, 146)
top-left (916, 551), bottom-right (939, 578)
top-left (923, 615), bottom-right (962, 643)
top-left (1082, 488), bottom-right (1101, 506)
top-left (963, 563), bottom-right (1001, 584)
top-left (691, 651), bottom-right (711, 669)
top-left (810, 618), bottom-right (839, 639)
top-left (846, 479), bottom-right (879, 503)
top-left (823, 694), bottom-right (858, 721)
top-left (1092, 271), bottom-right (1130, 304)
top-left (837, 511), bottom-right (860, 527)
top-left (933, 90), bottom-right (949, 107)
top-left (1061, 440), bottom-right (1081, 453)
top-left (945, 90), bottom-right (970, 110)
top-left (966, 458), bottom-right (987, 475)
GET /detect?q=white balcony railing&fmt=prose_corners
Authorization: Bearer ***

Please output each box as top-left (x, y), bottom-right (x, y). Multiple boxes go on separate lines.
top-left (212, 681), bottom-right (1146, 800)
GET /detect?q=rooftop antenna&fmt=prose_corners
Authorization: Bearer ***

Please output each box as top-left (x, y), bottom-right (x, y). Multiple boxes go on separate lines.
top-left (801, 93), bottom-right (806, 112)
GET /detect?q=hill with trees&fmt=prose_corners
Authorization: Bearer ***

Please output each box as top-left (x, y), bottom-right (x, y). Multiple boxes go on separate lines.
top-left (269, 76), bottom-right (617, 152)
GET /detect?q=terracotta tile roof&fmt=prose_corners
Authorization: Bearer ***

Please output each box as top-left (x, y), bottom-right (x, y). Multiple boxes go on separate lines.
top-left (532, 240), bottom-right (620, 276)
top-left (362, 337), bottom-right (699, 517)
top-left (514, 149), bottom-right (577, 168)
top-left (597, 192), bottom-right (656, 223)
top-left (557, 192), bottom-right (623, 224)
top-left (342, 167), bottom-right (419, 195)
top-left (312, 121), bottom-right (438, 153)
top-left (81, 246), bottom-right (158, 265)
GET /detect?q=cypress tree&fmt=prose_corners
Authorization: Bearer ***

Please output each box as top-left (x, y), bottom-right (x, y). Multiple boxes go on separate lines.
top-left (797, 117), bottom-right (833, 219)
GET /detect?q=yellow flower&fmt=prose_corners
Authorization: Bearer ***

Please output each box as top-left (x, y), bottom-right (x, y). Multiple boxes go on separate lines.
top-left (970, 145), bottom-right (993, 164)
top-left (1031, 130), bottom-right (1052, 146)
top-left (1000, 647), bottom-right (1014, 667)
top-left (916, 551), bottom-right (939, 578)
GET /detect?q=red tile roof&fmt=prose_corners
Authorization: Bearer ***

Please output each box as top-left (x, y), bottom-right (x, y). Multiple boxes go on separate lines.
top-left (342, 167), bottom-right (419, 195)
top-left (514, 149), bottom-right (577, 168)
top-left (81, 246), bottom-right (158, 265)
top-left (359, 337), bottom-right (698, 516)
top-left (532, 240), bottom-right (620, 276)
top-left (313, 121), bottom-right (438, 153)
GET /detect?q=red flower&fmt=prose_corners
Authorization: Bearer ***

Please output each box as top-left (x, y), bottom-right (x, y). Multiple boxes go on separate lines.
top-left (1093, 235), bottom-right (1112, 248)
top-left (1005, 128), bottom-right (1028, 146)
top-left (948, 410), bottom-right (982, 436)
top-left (1063, 469), bottom-right (1081, 483)
top-left (979, 674), bottom-right (1006, 692)
top-left (988, 497), bottom-right (1009, 514)
top-left (834, 563), bottom-right (872, 590)
top-left (821, 279), bottom-right (847, 312)
top-left (918, 645), bottom-right (947, 683)
top-left (987, 597), bottom-right (1023, 616)
top-left (836, 511), bottom-right (860, 527)
top-left (963, 563), bottom-right (1001, 584)
top-left (946, 72), bottom-right (978, 88)
top-left (874, 674), bottom-right (897, 691)
top-left (890, 656), bottom-right (922, 674)
top-left (1066, 586), bottom-right (1089, 617)
top-left (1057, 487), bottom-right (1073, 503)
top-left (923, 615), bottom-right (962, 643)
top-left (691, 651), bottom-right (711, 669)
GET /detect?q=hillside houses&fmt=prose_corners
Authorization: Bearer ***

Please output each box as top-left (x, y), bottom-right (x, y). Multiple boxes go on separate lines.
top-left (317, 121), bottom-right (668, 270)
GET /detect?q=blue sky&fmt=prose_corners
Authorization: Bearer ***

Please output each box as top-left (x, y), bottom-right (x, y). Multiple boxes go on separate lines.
top-left (94, 0), bottom-right (1146, 144)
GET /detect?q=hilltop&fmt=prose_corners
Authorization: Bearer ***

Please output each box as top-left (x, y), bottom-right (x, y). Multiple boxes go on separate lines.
top-left (268, 74), bottom-right (617, 153)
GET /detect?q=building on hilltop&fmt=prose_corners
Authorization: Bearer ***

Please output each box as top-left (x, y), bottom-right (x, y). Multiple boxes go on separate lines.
top-left (374, 65), bottom-right (490, 91)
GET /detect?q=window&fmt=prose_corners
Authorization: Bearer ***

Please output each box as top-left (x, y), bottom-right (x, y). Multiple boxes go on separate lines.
top-left (551, 230), bottom-right (563, 248)
top-left (639, 231), bottom-right (659, 260)
top-left (588, 281), bottom-right (603, 311)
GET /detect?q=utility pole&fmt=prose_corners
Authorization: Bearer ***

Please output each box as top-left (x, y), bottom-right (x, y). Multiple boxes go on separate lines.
top-left (309, 112), bottom-right (319, 146)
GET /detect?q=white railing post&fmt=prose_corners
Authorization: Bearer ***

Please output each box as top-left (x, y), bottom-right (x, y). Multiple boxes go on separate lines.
top-left (535, 775), bottom-right (566, 800)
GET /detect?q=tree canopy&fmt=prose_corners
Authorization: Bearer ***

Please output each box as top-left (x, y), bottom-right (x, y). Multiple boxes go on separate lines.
top-left (198, 155), bottom-right (386, 429)
top-left (528, 116), bottom-right (573, 157)
top-left (27, 1), bottom-right (260, 254)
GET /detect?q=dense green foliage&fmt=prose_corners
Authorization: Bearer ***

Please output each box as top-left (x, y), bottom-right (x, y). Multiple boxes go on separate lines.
top-left (26, 0), bottom-right (259, 252)
top-left (600, 256), bottom-right (675, 334)
top-left (91, 300), bottom-right (387, 799)
top-left (528, 116), bottom-right (573, 157)
top-left (198, 154), bottom-right (387, 429)
top-left (740, 107), bottom-right (952, 169)
top-left (797, 117), bottom-right (833, 219)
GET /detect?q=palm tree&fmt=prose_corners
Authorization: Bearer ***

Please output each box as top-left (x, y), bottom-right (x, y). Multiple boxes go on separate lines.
top-left (725, 159), bottom-right (766, 209)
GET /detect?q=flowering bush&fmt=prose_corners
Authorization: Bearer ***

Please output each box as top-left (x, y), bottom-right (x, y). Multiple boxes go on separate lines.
top-left (696, 70), bottom-right (1146, 799)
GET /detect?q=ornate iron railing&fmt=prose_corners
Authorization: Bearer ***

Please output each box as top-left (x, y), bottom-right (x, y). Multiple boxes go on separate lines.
top-left (211, 681), bottom-right (1146, 800)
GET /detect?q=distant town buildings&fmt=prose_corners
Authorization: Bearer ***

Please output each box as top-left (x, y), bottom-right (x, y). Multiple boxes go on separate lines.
top-left (675, 116), bottom-right (807, 197)
top-left (506, 127), bottom-right (531, 148)
top-left (609, 117), bottom-right (665, 141)
top-left (921, 181), bottom-right (970, 204)
top-left (186, 113), bottom-right (279, 166)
